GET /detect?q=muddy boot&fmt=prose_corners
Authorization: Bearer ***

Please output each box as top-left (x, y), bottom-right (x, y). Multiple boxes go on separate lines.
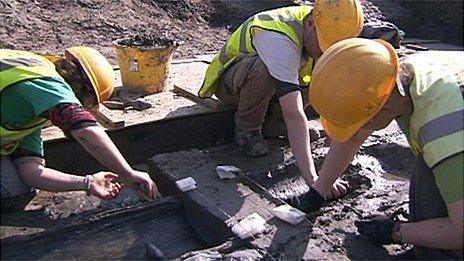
top-left (235, 129), bottom-right (268, 157)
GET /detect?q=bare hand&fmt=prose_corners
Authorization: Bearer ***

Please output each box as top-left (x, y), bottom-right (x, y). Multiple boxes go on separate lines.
top-left (326, 178), bottom-right (349, 200)
top-left (123, 170), bottom-right (161, 200)
top-left (89, 172), bottom-right (122, 200)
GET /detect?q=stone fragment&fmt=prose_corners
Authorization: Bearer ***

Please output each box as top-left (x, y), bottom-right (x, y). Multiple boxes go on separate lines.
top-left (231, 213), bottom-right (267, 239)
top-left (272, 204), bottom-right (306, 225)
top-left (175, 177), bottom-right (197, 192)
top-left (216, 165), bottom-right (240, 179)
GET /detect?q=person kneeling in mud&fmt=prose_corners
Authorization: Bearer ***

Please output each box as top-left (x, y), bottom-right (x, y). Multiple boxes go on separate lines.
top-left (294, 38), bottom-right (463, 259)
top-left (199, 0), bottom-right (365, 198)
top-left (1, 47), bottom-right (161, 213)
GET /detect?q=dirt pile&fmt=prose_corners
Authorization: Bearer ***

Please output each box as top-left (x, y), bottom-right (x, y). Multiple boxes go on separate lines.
top-left (1, 0), bottom-right (227, 63)
top-left (2, 0), bottom-right (443, 66)
top-left (0, 0), bottom-right (292, 64)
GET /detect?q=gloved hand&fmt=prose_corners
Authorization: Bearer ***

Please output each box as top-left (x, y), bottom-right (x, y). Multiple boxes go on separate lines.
top-left (285, 187), bottom-right (325, 213)
top-left (354, 215), bottom-right (395, 244)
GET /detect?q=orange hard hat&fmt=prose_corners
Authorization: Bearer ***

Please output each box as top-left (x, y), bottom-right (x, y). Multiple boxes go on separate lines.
top-left (65, 46), bottom-right (115, 103)
top-left (313, 0), bottom-right (365, 51)
top-left (309, 38), bottom-right (399, 142)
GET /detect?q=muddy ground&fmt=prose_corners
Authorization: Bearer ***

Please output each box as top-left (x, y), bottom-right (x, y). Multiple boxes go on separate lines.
top-left (1, 120), bottom-right (415, 260)
top-left (147, 120), bottom-right (414, 260)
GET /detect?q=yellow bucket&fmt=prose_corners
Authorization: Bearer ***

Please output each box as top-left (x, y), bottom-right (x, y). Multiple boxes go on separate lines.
top-left (114, 38), bottom-right (176, 94)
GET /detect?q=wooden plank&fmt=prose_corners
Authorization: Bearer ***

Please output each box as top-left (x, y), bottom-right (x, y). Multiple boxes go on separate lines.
top-left (173, 84), bottom-right (232, 111)
top-left (169, 61), bottom-right (233, 111)
top-left (402, 38), bottom-right (442, 44)
top-left (193, 53), bottom-right (216, 63)
top-left (95, 105), bottom-right (125, 129)
top-left (1, 197), bottom-right (207, 260)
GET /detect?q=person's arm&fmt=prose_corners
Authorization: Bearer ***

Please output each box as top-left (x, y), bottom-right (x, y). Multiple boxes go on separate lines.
top-left (14, 157), bottom-right (121, 199)
top-left (43, 103), bottom-right (160, 199)
top-left (399, 199), bottom-right (463, 249)
top-left (313, 128), bottom-right (373, 198)
top-left (71, 125), bottom-right (133, 178)
top-left (71, 125), bottom-right (160, 199)
top-left (400, 153), bottom-right (463, 249)
top-left (279, 91), bottom-right (317, 185)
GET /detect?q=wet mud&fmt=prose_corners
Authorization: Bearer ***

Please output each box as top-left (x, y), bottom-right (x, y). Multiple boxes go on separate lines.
top-left (147, 120), bottom-right (415, 259)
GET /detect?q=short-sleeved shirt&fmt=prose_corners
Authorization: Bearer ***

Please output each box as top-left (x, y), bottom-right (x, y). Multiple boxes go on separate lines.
top-left (0, 77), bottom-right (81, 156)
top-left (252, 29), bottom-right (308, 96)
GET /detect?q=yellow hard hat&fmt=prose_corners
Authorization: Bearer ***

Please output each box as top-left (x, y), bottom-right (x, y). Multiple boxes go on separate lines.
top-left (64, 46), bottom-right (115, 103)
top-left (309, 38), bottom-right (399, 142)
top-left (313, 0), bottom-right (364, 51)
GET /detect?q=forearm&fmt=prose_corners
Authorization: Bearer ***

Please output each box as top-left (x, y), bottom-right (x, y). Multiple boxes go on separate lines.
top-left (401, 217), bottom-right (463, 249)
top-left (71, 126), bottom-right (133, 177)
top-left (16, 157), bottom-right (86, 192)
top-left (313, 130), bottom-right (371, 197)
top-left (284, 111), bottom-right (317, 185)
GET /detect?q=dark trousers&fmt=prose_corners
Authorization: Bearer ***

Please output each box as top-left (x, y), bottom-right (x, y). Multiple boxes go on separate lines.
top-left (409, 156), bottom-right (463, 260)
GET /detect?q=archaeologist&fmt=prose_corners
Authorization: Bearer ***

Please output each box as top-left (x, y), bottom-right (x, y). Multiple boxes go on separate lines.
top-left (199, 0), bottom-right (364, 193)
top-left (303, 38), bottom-right (463, 259)
top-left (1, 47), bottom-right (161, 213)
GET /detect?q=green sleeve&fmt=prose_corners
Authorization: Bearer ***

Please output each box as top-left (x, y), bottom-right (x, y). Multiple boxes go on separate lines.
top-left (433, 153), bottom-right (464, 203)
top-left (11, 77), bottom-right (81, 117)
top-left (17, 128), bottom-right (44, 157)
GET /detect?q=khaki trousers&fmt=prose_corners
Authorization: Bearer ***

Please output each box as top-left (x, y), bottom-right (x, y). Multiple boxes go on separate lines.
top-left (214, 54), bottom-right (309, 134)
top-left (1, 155), bottom-right (36, 212)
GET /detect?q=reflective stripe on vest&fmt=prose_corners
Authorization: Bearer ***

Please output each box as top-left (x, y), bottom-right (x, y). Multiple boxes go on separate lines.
top-left (199, 6), bottom-right (313, 98)
top-left (419, 109), bottom-right (464, 146)
top-left (0, 49), bottom-right (60, 155)
top-left (404, 51), bottom-right (464, 167)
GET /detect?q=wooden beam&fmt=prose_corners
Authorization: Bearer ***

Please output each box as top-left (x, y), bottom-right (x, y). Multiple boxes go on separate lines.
top-left (173, 84), bottom-right (233, 111)
top-left (95, 105), bottom-right (125, 129)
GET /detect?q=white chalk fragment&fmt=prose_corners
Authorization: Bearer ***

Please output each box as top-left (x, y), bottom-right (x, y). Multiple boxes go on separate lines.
top-left (231, 213), bottom-right (267, 239)
top-left (175, 177), bottom-right (197, 192)
top-left (272, 204), bottom-right (306, 225)
top-left (216, 165), bottom-right (241, 179)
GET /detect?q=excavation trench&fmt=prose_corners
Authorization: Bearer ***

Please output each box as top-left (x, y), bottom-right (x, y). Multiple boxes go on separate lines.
top-left (1, 113), bottom-right (415, 260)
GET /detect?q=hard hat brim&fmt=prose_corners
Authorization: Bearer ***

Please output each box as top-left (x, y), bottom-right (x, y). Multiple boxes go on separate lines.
top-left (320, 116), bottom-right (370, 142)
top-left (315, 29), bottom-right (330, 52)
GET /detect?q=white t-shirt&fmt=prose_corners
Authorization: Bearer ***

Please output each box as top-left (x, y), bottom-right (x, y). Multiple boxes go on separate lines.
top-left (252, 28), bottom-right (307, 86)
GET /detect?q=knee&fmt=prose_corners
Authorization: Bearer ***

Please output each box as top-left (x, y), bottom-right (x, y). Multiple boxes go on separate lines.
top-left (250, 57), bottom-right (274, 83)
top-left (245, 57), bottom-right (275, 97)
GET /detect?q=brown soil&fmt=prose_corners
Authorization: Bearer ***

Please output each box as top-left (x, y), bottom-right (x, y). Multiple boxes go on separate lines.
top-left (0, 0), bottom-right (292, 64)
top-left (4, 0), bottom-right (457, 66)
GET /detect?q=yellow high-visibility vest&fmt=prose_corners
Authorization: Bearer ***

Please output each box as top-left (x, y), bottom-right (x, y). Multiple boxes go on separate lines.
top-left (199, 6), bottom-right (314, 98)
top-left (0, 49), bottom-right (62, 155)
top-left (403, 51), bottom-right (464, 167)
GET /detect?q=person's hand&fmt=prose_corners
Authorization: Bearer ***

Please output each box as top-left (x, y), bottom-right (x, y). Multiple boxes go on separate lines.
top-left (123, 170), bottom-right (161, 200)
top-left (88, 172), bottom-right (122, 200)
top-left (285, 187), bottom-right (325, 213)
top-left (355, 215), bottom-right (396, 244)
top-left (326, 178), bottom-right (349, 200)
